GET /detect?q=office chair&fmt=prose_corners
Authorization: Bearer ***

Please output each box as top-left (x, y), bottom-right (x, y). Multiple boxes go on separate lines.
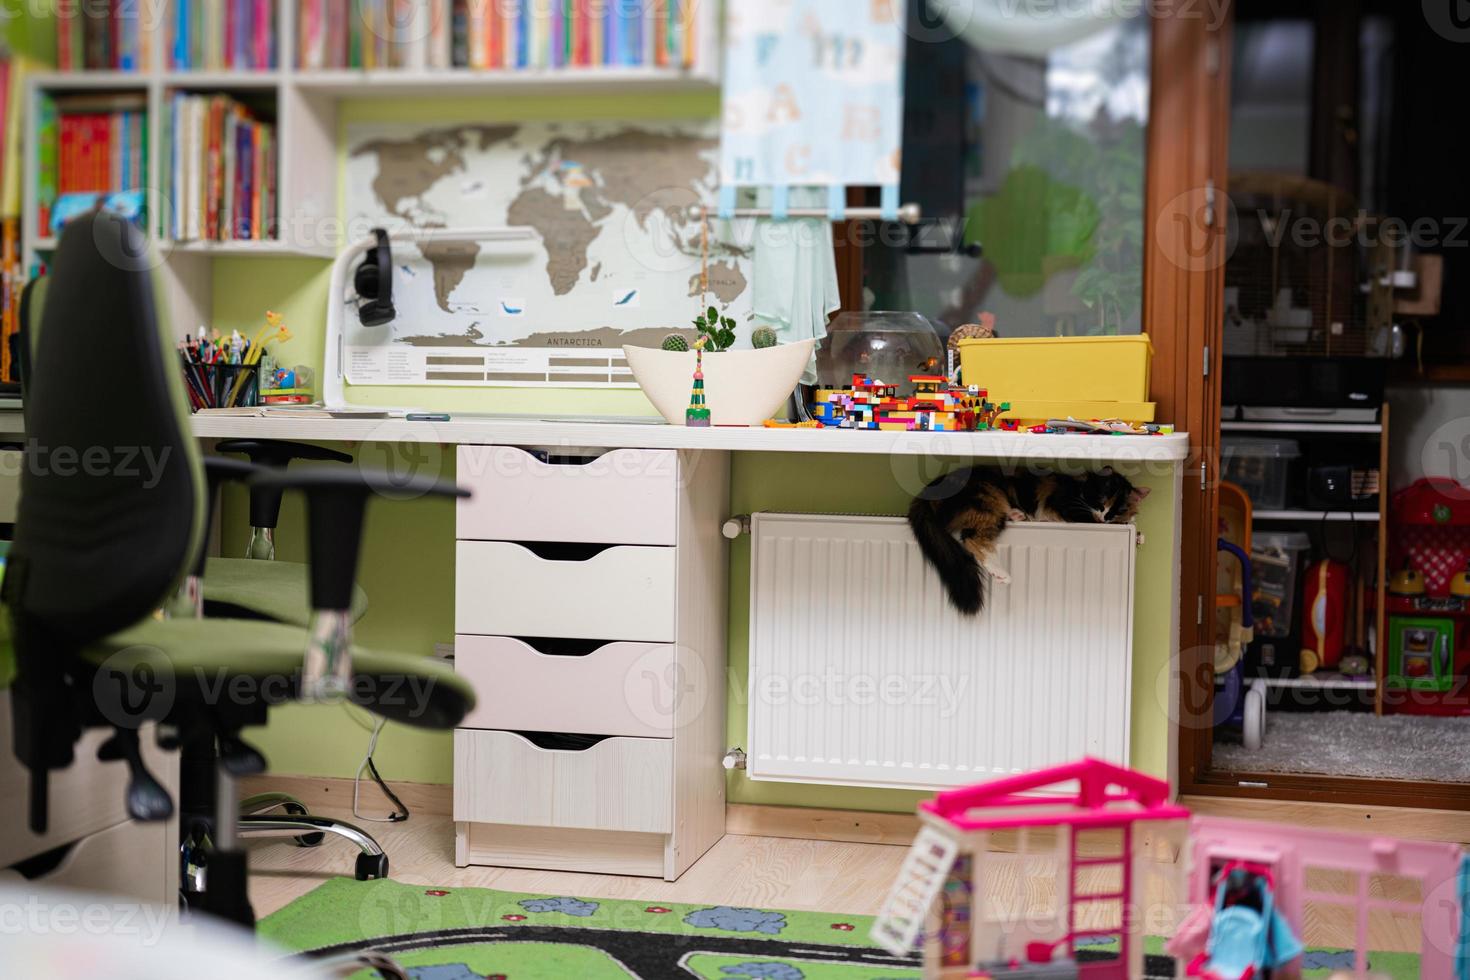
top-left (1, 212), bottom-right (475, 927)
top-left (16, 273), bottom-right (382, 885)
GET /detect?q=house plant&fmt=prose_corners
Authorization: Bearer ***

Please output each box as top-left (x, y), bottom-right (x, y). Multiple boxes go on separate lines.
top-left (622, 307), bottom-right (814, 427)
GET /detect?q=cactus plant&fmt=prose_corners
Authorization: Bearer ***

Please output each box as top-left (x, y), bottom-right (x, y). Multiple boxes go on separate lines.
top-left (751, 325), bottom-right (779, 349)
top-left (692, 306), bottom-right (737, 352)
top-left (661, 333), bottom-right (690, 353)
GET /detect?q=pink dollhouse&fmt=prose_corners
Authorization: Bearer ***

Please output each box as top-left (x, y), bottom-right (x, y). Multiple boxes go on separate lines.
top-left (874, 758), bottom-right (1470, 980)
top-left (872, 758), bottom-right (1191, 978)
top-left (1171, 814), bottom-right (1467, 978)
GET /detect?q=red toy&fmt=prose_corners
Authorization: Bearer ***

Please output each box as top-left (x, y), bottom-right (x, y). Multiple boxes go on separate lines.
top-left (1386, 477), bottom-right (1470, 715)
top-left (1300, 559), bottom-right (1349, 670)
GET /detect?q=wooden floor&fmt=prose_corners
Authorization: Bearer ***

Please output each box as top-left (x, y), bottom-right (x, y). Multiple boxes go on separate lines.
top-left (247, 810), bottom-right (909, 920)
top-left (245, 807), bottom-right (1428, 956)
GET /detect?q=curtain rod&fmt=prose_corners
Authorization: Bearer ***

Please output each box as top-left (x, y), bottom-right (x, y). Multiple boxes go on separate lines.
top-left (688, 203), bottom-right (924, 225)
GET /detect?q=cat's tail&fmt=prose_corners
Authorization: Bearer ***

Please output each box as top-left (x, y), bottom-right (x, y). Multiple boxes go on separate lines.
top-left (907, 497), bottom-right (983, 615)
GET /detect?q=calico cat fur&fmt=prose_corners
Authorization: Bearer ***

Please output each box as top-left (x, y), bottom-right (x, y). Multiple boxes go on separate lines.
top-left (907, 466), bottom-right (1150, 615)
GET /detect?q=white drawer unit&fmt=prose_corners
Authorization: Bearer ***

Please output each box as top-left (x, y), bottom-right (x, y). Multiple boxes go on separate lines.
top-left (455, 541), bottom-right (676, 642)
top-left (455, 636), bottom-right (677, 738)
top-left (454, 730), bottom-right (672, 833)
top-left (457, 446), bottom-right (678, 545)
top-left (452, 447), bottom-right (729, 880)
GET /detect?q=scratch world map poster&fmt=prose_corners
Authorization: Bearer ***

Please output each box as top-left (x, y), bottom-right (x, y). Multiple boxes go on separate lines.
top-left (343, 120), bottom-right (752, 387)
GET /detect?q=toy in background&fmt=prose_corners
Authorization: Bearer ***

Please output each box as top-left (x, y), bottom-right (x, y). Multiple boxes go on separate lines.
top-left (177, 312), bottom-right (291, 411)
top-left (810, 374), bottom-right (1010, 432)
top-left (684, 337), bottom-right (711, 428)
top-left (1215, 482), bottom-right (1267, 750)
top-left (1177, 861), bottom-right (1302, 980)
top-left (1299, 559), bottom-right (1350, 673)
top-left (1245, 531), bottom-right (1311, 675)
top-left (1030, 419), bottom-right (1175, 436)
top-left (945, 311), bottom-right (997, 382)
top-left (871, 759), bottom-right (1191, 979)
top-left (1385, 477), bottom-right (1470, 715)
top-left (261, 361), bottom-right (315, 405)
top-left (955, 333), bottom-right (1157, 426)
top-left (873, 758), bottom-right (1470, 980)
top-left (815, 311), bottom-right (947, 399)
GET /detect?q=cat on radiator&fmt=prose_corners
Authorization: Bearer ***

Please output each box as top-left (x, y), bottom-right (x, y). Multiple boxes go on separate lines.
top-left (907, 466), bottom-right (1149, 615)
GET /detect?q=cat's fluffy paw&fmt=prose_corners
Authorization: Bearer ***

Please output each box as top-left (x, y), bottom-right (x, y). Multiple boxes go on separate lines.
top-left (1007, 509), bottom-right (1028, 522)
top-left (983, 561), bottom-right (1012, 585)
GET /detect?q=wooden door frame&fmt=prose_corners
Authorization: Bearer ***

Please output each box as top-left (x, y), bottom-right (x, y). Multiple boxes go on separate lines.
top-left (1153, 6), bottom-right (1470, 810)
top-left (1146, 5), bottom-right (1233, 798)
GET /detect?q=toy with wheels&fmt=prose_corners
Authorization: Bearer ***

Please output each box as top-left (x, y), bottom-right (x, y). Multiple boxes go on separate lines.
top-left (1185, 862), bottom-right (1303, 980)
top-left (1215, 482), bottom-right (1266, 750)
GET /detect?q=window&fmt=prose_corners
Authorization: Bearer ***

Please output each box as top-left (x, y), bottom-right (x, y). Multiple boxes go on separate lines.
top-left (862, 9), bottom-right (1150, 338)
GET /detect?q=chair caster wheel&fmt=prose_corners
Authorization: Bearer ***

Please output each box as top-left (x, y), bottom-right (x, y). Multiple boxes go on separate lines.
top-left (281, 802), bottom-right (326, 847)
top-left (355, 852), bottom-right (390, 881)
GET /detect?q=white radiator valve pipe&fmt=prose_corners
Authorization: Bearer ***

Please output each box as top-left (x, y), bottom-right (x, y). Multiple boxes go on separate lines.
top-left (722, 748), bottom-right (747, 771)
top-left (722, 515), bottom-right (752, 539)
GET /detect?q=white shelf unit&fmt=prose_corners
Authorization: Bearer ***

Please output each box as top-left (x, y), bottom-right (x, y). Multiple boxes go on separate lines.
top-left (20, 0), bottom-right (721, 336)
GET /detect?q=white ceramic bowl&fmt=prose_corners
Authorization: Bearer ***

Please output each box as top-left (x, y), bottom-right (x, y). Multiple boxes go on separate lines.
top-left (623, 339), bottom-right (816, 427)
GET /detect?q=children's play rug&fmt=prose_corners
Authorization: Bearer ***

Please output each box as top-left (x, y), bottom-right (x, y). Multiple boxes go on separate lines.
top-left (259, 878), bottom-right (1423, 979)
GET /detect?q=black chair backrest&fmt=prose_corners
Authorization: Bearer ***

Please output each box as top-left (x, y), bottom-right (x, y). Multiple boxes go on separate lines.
top-left (4, 212), bottom-right (204, 643)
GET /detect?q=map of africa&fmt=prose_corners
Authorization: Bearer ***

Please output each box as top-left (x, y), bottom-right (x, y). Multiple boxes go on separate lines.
top-left (342, 120), bottom-right (752, 388)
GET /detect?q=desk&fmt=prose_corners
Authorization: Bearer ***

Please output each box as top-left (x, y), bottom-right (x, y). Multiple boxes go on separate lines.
top-left (188, 413), bottom-right (1191, 464)
top-left (6, 408), bottom-right (1193, 874)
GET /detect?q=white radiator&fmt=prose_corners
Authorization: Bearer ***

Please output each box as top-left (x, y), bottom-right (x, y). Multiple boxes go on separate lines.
top-left (747, 514), bottom-right (1137, 791)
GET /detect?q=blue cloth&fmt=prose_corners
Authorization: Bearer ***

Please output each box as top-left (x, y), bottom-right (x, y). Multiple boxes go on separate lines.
top-left (1457, 855), bottom-right (1469, 980)
top-left (751, 188), bottom-right (841, 385)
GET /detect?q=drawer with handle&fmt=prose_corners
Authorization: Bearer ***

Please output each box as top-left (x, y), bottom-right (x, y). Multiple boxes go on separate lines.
top-left (457, 446), bottom-right (678, 546)
top-left (455, 636), bottom-right (677, 738)
top-left (453, 729), bottom-right (671, 834)
top-left (455, 541), bottom-right (676, 641)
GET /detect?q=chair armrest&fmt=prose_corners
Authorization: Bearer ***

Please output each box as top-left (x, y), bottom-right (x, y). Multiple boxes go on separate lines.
top-left (216, 439), bottom-right (354, 532)
top-left (247, 468), bottom-right (468, 697)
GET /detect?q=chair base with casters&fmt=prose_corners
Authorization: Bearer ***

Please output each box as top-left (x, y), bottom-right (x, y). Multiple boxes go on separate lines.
top-left (179, 792), bottom-right (390, 902)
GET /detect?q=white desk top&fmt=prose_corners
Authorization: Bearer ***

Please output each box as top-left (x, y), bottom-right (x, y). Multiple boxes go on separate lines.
top-left (181, 412), bottom-right (1191, 464)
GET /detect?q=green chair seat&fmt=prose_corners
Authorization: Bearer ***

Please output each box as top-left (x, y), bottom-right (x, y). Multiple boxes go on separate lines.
top-left (203, 558), bottom-right (369, 627)
top-left (85, 617), bottom-right (472, 731)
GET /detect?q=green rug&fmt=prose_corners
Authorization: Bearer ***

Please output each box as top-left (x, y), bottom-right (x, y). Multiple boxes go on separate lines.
top-left (260, 878), bottom-right (920, 979)
top-left (260, 878), bottom-right (1423, 979)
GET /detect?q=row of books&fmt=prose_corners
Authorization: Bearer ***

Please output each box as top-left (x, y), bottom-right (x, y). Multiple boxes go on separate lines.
top-left (171, 0), bottom-right (278, 71)
top-left (298, 0), bottom-right (699, 72)
top-left (168, 94), bottom-right (278, 243)
top-left (34, 93), bottom-right (150, 237)
top-left (2, 52), bottom-right (22, 386)
top-left (56, 3), bottom-right (150, 71)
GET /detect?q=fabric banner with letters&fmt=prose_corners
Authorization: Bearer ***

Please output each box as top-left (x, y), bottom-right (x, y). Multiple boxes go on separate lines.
top-left (718, 0), bottom-right (907, 209)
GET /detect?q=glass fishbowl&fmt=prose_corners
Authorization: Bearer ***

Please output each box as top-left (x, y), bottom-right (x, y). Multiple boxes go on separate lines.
top-left (815, 312), bottom-right (947, 396)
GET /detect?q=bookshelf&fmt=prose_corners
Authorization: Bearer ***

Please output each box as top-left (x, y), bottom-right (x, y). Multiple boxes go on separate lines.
top-left (21, 0), bottom-right (721, 336)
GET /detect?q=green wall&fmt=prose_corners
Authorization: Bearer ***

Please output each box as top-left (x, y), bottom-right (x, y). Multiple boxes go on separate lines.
top-left (220, 92), bottom-right (1180, 812)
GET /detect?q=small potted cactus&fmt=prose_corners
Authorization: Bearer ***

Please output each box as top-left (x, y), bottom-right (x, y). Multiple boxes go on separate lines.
top-left (623, 308), bottom-right (814, 426)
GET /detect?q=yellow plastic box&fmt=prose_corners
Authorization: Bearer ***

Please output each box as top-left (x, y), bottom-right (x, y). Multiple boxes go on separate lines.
top-left (958, 335), bottom-right (1155, 421)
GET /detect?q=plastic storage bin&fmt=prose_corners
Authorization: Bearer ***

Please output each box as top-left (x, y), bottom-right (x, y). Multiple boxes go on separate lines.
top-left (1222, 437), bottom-right (1302, 509)
top-left (1250, 531), bottom-right (1311, 640)
top-left (955, 334), bottom-right (1155, 423)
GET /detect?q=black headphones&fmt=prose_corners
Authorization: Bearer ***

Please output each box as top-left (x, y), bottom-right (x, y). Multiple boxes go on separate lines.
top-left (354, 228), bottom-right (396, 327)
